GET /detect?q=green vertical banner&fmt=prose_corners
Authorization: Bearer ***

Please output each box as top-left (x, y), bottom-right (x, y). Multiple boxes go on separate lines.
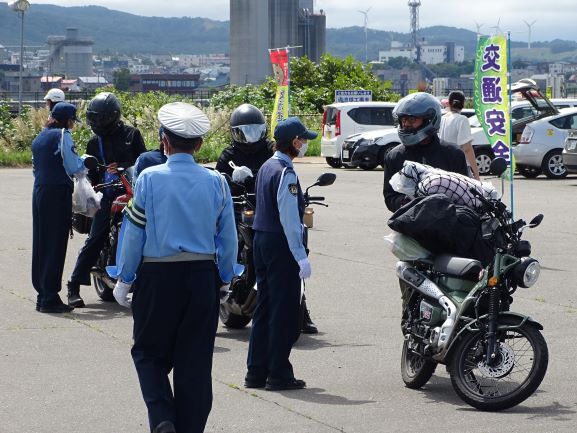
top-left (474, 35), bottom-right (514, 179)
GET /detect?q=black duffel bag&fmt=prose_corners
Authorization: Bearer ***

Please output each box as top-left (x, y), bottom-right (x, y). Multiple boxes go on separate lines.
top-left (387, 194), bottom-right (494, 266)
top-left (71, 213), bottom-right (93, 234)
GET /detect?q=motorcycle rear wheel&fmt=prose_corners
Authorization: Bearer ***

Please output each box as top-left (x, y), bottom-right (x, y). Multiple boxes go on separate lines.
top-left (219, 305), bottom-right (251, 329)
top-left (401, 339), bottom-right (437, 389)
top-left (448, 317), bottom-right (548, 411)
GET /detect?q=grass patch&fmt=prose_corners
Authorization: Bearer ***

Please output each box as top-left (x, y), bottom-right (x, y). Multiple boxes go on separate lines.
top-left (0, 150), bottom-right (32, 167)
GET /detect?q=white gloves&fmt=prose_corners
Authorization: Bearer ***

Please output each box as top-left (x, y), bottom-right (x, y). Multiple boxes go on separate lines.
top-left (113, 280), bottom-right (132, 308)
top-left (229, 161), bottom-right (253, 183)
top-left (298, 258), bottom-right (312, 279)
top-left (219, 283), bottom-right (231, 304)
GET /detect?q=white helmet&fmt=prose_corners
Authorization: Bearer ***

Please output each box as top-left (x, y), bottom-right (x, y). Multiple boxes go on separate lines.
top-left (43, 88), bottom-right (65, 103)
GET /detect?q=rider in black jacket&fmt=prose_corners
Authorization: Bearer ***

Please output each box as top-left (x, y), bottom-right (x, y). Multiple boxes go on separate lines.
top-left (215, 104), bottom-right (273, 196)
top-left (216, 104), bottom-right (318, 334)
top-left (383, 92), bottom-right (469, 212)
top-left (66, 92), bottom-right (146, 307)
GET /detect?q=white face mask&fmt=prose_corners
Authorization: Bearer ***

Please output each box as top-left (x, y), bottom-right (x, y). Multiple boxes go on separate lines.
top-left (298, 142), bottom-right (308, 158)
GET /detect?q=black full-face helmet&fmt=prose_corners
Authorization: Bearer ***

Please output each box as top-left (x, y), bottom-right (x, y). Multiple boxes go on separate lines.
top-left (230, 104), bottom-right (267, 148)
top-left (86, 92), bottom-right (121, 136)
top-left (393, 92), bottom-right (442, 147)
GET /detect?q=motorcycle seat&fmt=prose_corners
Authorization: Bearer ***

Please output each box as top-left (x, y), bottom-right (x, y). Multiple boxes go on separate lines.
top-left (433, 255), bottom-right (483, 281)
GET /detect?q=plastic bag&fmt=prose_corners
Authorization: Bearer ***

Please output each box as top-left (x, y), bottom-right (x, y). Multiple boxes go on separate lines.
top-left (384, 231), bottom-right (432, 261)
top-left (72, 169), bottom-right (102, 217)
top-left (229, 161), bottom-right (253, 183)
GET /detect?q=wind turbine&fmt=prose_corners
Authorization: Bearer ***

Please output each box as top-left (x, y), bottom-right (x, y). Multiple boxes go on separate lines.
top-left (489, 17), bottom-right (502, 35)
top-left (474, 21), bottom-right (484, 39)
top-left (358, 7), bottom-right (371, 63)
top-left (523, 19), bottom-right (536, 49)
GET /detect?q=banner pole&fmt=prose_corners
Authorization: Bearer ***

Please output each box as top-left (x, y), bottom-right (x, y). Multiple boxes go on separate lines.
top-left (507, 31), bottom-right (514, 217)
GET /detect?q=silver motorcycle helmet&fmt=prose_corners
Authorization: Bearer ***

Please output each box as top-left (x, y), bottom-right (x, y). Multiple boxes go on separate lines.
top-left (230, 103), bottom-right (268, 146)
top-left (393, 92), bottom-right (442, 147)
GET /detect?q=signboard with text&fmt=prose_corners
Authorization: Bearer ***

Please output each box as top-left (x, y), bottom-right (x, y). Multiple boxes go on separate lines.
top-left (335, 90), bottom-right (372, 103)
top-left (269, 49), bottom-right (290, 135)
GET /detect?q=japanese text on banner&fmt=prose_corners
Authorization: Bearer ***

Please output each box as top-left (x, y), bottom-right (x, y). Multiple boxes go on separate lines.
top-left (474, 35), bottom-right (512, 173)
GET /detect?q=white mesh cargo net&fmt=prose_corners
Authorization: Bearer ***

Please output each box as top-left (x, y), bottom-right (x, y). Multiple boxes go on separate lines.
top-left (389, 161), bottom-right (499, 210)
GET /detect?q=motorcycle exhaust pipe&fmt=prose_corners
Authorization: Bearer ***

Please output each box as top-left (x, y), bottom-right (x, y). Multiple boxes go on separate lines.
top-left (396, 261), bottom-right (457, 349)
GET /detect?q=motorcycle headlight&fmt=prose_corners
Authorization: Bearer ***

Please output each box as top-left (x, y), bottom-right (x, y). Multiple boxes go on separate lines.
top-left (513, 257), bottom-right (540, 288)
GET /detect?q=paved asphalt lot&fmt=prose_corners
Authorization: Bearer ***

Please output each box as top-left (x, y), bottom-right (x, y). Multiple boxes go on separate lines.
top-left (1, 160), bottom-right (577, 433)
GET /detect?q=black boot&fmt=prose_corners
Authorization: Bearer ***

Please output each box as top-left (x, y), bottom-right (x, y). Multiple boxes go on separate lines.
top-left (302, 306), bottom-right (318, 334)
top-left (67, 281), bottom-right (85, 308)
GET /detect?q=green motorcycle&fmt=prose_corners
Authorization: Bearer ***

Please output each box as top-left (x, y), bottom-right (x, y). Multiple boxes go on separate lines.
top-left (391, 159), bottom-right (548, 411)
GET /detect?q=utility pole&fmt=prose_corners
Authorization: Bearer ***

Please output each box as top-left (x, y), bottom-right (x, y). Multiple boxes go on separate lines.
top-left (9, 0), bottom-right (30, 114)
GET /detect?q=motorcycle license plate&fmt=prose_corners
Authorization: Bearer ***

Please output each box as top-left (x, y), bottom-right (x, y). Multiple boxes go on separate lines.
top-left (342, 150), bottom-right (349, 159)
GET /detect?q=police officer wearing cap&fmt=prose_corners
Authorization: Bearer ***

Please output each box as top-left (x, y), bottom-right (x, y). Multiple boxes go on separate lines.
top-left (31, 103), bottom-right (88, 313)
top-left (244, 117), bottom-right (316, 391)
top-left (108, 102), bottom-right (242, 433)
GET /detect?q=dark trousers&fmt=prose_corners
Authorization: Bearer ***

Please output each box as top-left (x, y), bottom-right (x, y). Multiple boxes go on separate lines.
top-left (70, 195), bottom-right (112, 285)
top-left (131, 261), bottom-right (219, 433)
top-left (247, 231), bottom-right (301, 382)
top-left (32, 184), bottom-right (72, 308)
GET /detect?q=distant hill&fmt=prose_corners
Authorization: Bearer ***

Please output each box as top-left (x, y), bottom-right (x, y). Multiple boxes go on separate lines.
top-left (1, 3), bottom-right (576, 62)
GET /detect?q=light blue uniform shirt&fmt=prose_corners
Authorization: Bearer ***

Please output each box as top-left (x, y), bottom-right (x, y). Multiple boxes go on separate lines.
top-left (60, 129), bottom-right (86, 176)
top-left (274, 152), bottom-right (307, 263)
top-left (109, 153), bottom-right (243, 284)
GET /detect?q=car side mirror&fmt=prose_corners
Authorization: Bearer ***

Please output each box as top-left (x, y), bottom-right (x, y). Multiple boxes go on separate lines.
top-left (315, 172), bottom-right (336, 187)
top-left (490, 157), bottom-right (508, 176)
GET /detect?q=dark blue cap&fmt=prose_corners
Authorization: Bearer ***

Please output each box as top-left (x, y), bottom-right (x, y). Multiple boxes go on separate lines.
top-left (274, 117), bottom-right (317, 143)
top-left (51, 102), bottom-right (78, 123)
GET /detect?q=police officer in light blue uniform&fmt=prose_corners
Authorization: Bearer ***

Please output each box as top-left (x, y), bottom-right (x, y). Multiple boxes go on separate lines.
top-left (245, 117), bottom-right (316, 391)
top-left (108, 102), bottom-right (242, 433)
top-left (31, 102), bottom-right (87, 313)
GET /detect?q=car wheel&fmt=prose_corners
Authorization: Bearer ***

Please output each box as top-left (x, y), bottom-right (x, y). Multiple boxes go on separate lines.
top-left (359, 162), bottom-right (378, 171)
top-left (517, 164), bottom-right (541, 178)
top-left (541, 150), bottom-right (567, 179)
top-left (325, 157), bottom-right (342, 168)
top-left (474, 148), bottom-right (493, 175)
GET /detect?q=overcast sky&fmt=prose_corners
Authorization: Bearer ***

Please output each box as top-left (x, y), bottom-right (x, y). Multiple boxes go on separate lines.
top-left (27, 0), bottom-right (577, 42)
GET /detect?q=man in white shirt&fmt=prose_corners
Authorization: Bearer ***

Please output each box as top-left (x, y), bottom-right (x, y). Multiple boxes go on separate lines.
top-left (439, 91), bottom-right (481, 180)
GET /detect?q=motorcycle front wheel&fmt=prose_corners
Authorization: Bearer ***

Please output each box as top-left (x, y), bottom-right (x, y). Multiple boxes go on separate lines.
top-left (401, 339), bottom-right (437, 388)
top-left (448, 317), bottom-right (548, 411)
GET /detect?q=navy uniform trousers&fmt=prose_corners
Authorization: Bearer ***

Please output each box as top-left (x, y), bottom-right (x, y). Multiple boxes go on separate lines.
top-left (32, 185), bottom-right (72, 309)
top-left (69, 195), bottom-right (112, 285)
top-left (131, 260), bottom-right (219, 433)
top-left (247, 231), bottom-right (301, 382)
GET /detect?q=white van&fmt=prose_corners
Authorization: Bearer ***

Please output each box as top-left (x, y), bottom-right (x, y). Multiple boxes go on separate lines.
top-left (320, 102), bottom-right (397, 168)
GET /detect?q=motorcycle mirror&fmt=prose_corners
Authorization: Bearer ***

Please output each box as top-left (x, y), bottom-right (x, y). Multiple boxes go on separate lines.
top-left (529, 214), bottom-right (543, 228)
top-left (83, 155), bottom-right (98, 170)
top-left (315, 172), bottom-right (336, 187)
top-left (490, 157), bottom-right (508, 177)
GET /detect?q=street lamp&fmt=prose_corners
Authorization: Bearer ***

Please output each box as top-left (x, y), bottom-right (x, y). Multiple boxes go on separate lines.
top-left (9, 0), bottom-right (30, 114)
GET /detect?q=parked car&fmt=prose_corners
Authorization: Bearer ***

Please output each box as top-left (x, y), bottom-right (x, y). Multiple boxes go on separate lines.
top-left (514, 107), bottom-right (577, 178)
top-left (562, 129), bottom-right (577, 174)
top-left (468, 79), bottom-right (564, 175)
top-left (320, 102), bottom-right (397, 168)
top-left (340, 128), bottom-right (401, 170)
